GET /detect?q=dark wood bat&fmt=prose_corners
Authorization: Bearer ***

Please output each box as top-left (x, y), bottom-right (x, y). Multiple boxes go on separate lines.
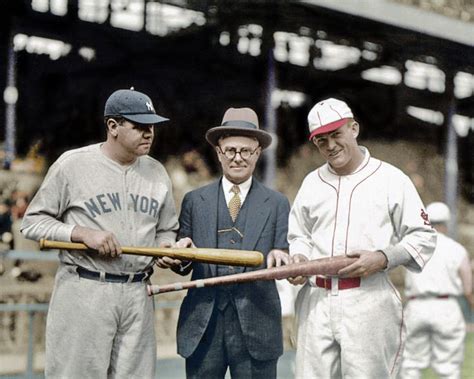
top-left (147, 256), bottom-right (357, 295)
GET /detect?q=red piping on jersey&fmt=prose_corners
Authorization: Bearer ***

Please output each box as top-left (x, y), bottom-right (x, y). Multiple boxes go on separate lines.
top-left (344, 160), bottom-right (382, 254)
top-left (317, 168), bottom-right (338, 192)
top-left (331, 178), bottom-right (341, 257)
top-left (317, 169), bottom-right (341, 257)
top-left (405, 241), bottom-right (426, 267)
top-left (387, 274), bottom-right (402, 302)
top-left (351, 155), bottom-right (371, 175)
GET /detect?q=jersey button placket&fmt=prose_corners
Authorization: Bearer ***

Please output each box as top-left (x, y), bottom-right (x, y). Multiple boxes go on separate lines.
top-left (335, 179), bottom-right (351, 256)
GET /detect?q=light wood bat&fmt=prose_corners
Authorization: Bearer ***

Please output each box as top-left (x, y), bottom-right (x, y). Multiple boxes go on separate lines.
top-left (39, 239), bottom-right (264, 267)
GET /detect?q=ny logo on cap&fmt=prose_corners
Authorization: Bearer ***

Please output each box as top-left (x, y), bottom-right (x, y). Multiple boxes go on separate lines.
top-left (146, 101), bottom-right (154, 112)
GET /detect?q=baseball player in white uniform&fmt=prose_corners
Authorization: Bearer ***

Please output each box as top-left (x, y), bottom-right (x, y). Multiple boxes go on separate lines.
top-left (288, 98), bottom-right (437, 378)
top-left (399, 202), bottom-right (473, 379)
top-left (21, 88), bottom-right (179, 379)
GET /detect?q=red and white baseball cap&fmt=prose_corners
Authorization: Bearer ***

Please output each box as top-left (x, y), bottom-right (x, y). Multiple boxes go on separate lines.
top-left (308, 98), bottom-right (354, 140)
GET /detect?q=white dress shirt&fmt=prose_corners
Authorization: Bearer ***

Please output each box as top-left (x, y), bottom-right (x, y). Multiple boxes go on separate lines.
top-left (221, 176), bottom-right (252, 206)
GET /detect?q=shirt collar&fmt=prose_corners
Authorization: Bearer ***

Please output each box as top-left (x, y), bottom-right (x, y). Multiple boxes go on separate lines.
top-left (222, 176), bottom-right (252, 198)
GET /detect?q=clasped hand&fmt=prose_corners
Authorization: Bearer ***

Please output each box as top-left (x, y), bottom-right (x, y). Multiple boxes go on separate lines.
top-left (287, 250), bottom-right (388, 286)
top-left (155, 237), bottom-right (193, 269)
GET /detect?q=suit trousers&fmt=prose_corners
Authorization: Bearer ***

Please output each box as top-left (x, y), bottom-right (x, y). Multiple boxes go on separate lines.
top-left (185, 302), bottom-right (277, 379)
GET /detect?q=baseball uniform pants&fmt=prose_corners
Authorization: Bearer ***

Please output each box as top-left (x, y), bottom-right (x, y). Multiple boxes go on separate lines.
top-left (399, 297), bottom-right (465, 379)
top-left (45, 263), bottom-right (156, 379)
top-left (294, 272), bottom-right (405, 379)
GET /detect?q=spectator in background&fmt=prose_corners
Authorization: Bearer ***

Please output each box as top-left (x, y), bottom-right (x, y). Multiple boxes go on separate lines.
top-left (0, 201), bottom-right (13, 250)
top-left (400, 202), bottom-right (473, 379)
top-left (0, 201), bottom-right (12, 236)
top-left (10, 191), bottom-right (30, 221)
top-left (8, 191), bottom-right (38, 252)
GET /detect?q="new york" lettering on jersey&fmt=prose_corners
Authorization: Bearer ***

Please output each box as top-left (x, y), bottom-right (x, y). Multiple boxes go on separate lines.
top-left (84, 193), bottom-right (160, 218)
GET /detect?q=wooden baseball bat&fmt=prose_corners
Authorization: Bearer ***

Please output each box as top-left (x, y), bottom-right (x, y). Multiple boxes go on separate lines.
top-left (147, 256), bottom-right (357, 295)
top-left (39, 239), bottom-right (264, 267)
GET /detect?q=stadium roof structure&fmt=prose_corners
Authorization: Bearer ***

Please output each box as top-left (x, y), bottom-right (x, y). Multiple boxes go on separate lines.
top-left (1, 0), bottom-right (473, 200)
top-left (304, 0), bottom-right (474, 47)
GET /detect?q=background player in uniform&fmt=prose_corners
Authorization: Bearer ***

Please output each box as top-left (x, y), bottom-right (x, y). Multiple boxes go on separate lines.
top-left (21, 88), bottom-right (179, 378)
top-left (399, 201), bottom-right (473, 379)
top-left (157, 107), bottom-right (290, 379)
top-left (287, 98), bottom-right (437, 378)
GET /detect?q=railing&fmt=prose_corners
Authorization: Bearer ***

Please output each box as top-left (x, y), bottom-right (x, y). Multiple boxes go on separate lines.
top-left (0, 300), bottom-right (181, 379)
top-left (0, 303), bottom-right (48, 379)
top-left (0, 249), bottom-right (181, 378)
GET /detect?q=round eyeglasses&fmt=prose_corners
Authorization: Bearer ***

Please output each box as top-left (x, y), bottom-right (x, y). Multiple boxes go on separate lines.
top-left (218, 146), bottom-right (259, 160)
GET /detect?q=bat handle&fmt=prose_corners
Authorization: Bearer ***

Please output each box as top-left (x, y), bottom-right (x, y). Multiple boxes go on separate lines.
top-left (147, 283), bottom-right (186, 295)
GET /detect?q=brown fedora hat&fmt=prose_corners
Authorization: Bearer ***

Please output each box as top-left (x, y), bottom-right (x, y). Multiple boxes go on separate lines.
top-left (205, 107), bottom-right (272, 149)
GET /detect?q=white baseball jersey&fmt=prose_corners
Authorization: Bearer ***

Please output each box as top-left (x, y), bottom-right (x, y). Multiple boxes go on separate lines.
top-left (400, 232), bottom-right (468, 379)
top-left (288, 147), bottom-right (436, 378)
top-left (21, 143), bottom-right (179, 273)
top-left (404, 232), bottom-right (467, 297)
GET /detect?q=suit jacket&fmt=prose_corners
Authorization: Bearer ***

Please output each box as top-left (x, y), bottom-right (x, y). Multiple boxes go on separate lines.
top-left (176, 178), bottom-right (290, 360)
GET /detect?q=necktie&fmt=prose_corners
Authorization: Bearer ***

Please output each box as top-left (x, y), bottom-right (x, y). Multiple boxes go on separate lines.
top-left (228, 185), bottom-right (241, 222)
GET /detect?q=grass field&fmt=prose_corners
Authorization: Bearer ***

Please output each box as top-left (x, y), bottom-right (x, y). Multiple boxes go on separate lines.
top-left (422, 332), bottom-right (473, 378)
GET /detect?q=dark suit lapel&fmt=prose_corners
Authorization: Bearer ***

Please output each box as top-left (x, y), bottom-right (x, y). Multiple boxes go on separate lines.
top-left (241, 180), bottom-right (270, 263)
top-left (198, 179), bottom-right (220, 276)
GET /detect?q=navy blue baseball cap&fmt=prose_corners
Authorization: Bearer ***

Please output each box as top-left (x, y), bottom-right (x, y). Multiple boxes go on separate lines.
top-left (104, 88), bottom-right (169, 125)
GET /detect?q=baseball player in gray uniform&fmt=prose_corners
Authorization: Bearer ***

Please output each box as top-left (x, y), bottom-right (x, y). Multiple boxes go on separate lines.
top-left (400, 202), bottom-right (473, 379)
top-left (21, 88), bottom-right (179, 379)
top-left (287, 98), bottom-right (437, 378)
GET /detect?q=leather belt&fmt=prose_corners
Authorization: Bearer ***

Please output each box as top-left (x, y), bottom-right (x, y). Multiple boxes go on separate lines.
top-left (315, 277), bottom-right (361, 290)
top-left (76, 266), bottom-right (153, 283)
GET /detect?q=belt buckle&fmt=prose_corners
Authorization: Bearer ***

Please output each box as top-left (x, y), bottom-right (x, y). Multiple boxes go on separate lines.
top-left (323, 277), bottom-right (329, 289)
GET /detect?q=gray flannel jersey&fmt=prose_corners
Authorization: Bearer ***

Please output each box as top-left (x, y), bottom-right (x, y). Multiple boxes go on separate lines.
top-left (21, 143), bottom-right (178, 274)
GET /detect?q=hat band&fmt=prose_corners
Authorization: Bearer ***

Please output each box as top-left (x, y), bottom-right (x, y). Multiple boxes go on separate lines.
top-left (222, 120), bottom-right (258, 129)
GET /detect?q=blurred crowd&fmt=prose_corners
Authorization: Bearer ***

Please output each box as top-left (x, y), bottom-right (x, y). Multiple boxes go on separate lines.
top-left (0, 189), bottom-right (43, 281)
top-left (0, 190), bottom-right (30, 250)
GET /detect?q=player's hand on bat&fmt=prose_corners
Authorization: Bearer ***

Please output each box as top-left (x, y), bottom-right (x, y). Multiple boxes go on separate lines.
top-left (267, 249), bottom-right (289, 268)
top-left (288, 254), bottom-right (309, 285)
top-left (175, 237), bottom-right (196, 249)
top-left (155, 241), bottom-right (183, 269)
top-left (156, 256), bottom-right (183, 269)
top-left (338, 250), bottom-right (388, 278)
top-left (71, 225), bottom-right (122, 257)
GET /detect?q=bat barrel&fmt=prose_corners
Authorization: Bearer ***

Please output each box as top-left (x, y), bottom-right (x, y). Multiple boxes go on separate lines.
top-left (39, 239), bottom-right (263, 267)
top-left (147, 256), bottom-right (357, 296)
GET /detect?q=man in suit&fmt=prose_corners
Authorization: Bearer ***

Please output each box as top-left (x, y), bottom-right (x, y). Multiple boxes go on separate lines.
top-left (158, 107), bottom-right (290, 379)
